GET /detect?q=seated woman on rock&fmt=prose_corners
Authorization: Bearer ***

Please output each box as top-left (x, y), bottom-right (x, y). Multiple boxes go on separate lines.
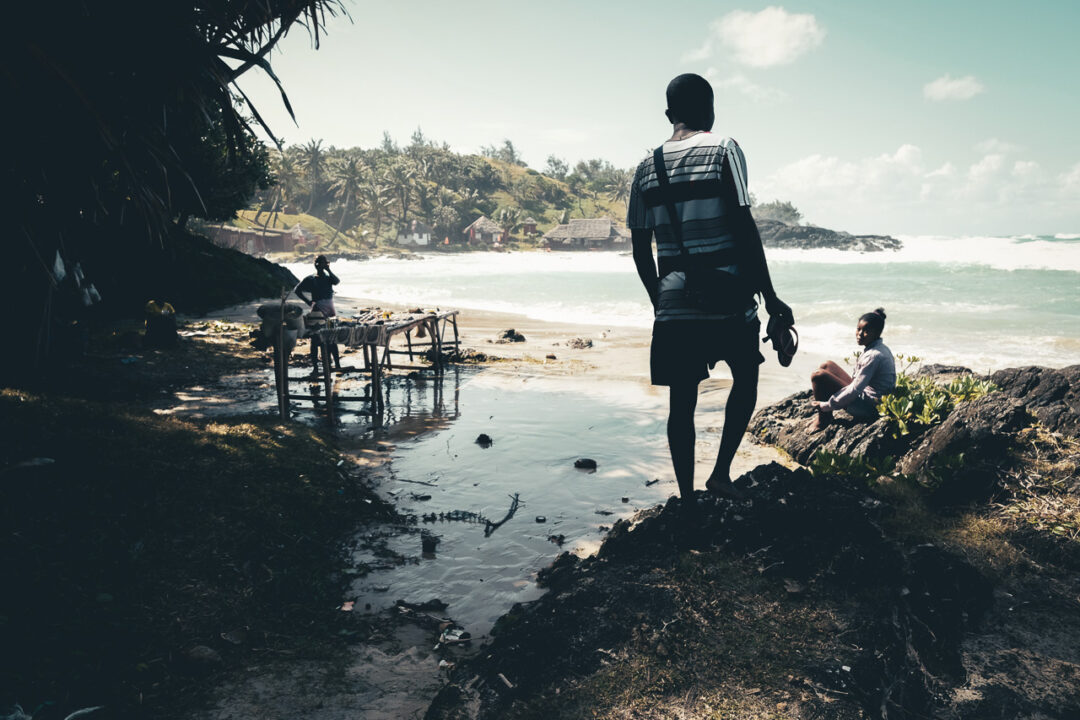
top-left (811, 308), bottom-right (896, 431)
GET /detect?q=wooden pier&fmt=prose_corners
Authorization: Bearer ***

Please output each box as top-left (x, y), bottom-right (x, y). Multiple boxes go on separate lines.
top-left (271, 307), bottom-right (460, 422)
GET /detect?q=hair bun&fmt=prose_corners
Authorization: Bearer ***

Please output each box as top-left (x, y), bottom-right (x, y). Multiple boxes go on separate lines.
top-left (874, 308), bottom-right (886, 319)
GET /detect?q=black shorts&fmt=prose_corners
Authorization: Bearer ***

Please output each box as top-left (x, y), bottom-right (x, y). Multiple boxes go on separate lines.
top-left (650, 317), bottom-right (764, 386)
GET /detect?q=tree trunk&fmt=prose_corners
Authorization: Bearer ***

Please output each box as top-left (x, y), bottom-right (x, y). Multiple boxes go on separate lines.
top-left (326, 195), bottom-right (349, 248)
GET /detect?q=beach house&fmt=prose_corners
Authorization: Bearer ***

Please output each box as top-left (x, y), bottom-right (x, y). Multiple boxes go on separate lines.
top-left (463, 216), bottom-right (506, 245)
top-left (541, 218), bottom-right (631, 250)
top-left (396, 220), bottom-right (433, 247)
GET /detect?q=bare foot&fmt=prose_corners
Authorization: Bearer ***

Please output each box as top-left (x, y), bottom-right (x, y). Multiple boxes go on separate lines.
top-left (706, 474), bottom-right (747, 500)
top-left (811, 411), bottom-right (831, 432)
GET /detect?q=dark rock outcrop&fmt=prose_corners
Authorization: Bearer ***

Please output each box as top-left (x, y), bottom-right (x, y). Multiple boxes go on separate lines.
top-left (900, 394), bottom-right (1029, 503)
top-left (747, 389), bottom-right (909, 465)
top-left (756, 219), bottom-right (902, 252)
top-left (991, 365), bottom-right (1080, 437)
top-left (427, 464), bottom-right (993, 720)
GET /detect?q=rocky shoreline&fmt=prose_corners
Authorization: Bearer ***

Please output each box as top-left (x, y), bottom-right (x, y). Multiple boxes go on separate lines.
top-left (757, 218), bottom-right (903, 252)
top-left (425, 364), bottom-right (1080, 719)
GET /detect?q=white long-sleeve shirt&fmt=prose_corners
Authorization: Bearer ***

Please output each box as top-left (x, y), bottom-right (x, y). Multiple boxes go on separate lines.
top-left (828, 338), bottom-right (897, 411)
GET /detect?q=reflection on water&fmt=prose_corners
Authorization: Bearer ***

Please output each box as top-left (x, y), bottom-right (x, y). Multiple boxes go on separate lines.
top-left (343, 368), bottom-right (679, 634)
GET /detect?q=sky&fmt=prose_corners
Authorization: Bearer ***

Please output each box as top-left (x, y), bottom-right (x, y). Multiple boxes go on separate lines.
top-left (238, 1), bottom-right (1080, 236)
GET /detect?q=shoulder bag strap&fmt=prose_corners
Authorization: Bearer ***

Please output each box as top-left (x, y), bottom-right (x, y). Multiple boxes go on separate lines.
top-left (653, 146), bottom-right (690, 267)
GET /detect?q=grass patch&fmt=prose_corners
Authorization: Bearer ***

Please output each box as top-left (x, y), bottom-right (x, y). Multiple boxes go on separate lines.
top-left (509, 554), bottom-right (857, 719)
top-left (233, 209), bottom-right (339, 240)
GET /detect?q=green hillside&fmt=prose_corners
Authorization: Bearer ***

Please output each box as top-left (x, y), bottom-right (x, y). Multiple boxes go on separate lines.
top-left (247, 134), bottom-right (633, 250)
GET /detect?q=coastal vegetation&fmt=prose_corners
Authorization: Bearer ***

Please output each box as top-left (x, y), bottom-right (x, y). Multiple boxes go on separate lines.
top-left (5, 0), bottom-right (343, 376)
top-left (242, 132), bottom-right (632, 249)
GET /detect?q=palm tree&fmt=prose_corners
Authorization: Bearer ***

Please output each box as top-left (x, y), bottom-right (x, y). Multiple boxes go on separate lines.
top-left (383, 159), bottom-right (416, 227)
top-left (606, 168), bottom-right (634, 211)
top-left (257, 152), bottom-right (301, 232)
top-left (495, 207), bottom-right (522, 238)
top-left (358, 181), bottom-right (394, 246)
top-left (299, 139), bottom-right (326, 213)
top-left (325, 157), bottom-right (365, 247)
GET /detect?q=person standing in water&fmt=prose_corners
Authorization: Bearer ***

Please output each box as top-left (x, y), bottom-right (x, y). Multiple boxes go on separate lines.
top-left (628, 73), bottom-right (793, 501)
top-left (810, 308), bottom-right (896, 431)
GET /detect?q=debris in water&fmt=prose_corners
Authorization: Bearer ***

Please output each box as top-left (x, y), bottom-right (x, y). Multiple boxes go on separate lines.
top-left (421, 533), bottom-right (440, 554)
top-left (339, 601), bottom-right (355, 612)
top-left (535, 516), bottom-right (547, 523)
top-left (498, 672), bottom-right (515, 689)
top-left (475, 433), bottom-right (493, 448)
top-left (548, 534), bottom-right (566, 546)
top-left (484, 493), bottom-right (522, 537)
top-left (574, 458), bottom-right (598, 471)
top-left (645, 478), bottom-right (660, 486)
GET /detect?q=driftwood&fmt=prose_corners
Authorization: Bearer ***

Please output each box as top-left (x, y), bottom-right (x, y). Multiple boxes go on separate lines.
top-left (484, 493), bottom-right (521, 537)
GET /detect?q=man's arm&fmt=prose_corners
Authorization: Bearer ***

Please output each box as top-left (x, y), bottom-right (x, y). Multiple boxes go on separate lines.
top-left (721, 158), bottom-right (792, 320)
top-left (294, 278), bottom-right (312, 305)
top-left (631, 229), bottom-right (659, 310)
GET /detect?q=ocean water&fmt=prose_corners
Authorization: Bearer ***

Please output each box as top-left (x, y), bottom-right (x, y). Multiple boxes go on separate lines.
top-left (288, 234), bottom-right (1079, 373)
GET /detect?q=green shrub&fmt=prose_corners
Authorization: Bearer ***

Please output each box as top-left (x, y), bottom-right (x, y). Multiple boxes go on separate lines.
top-left (875, 358), bottom-right (997, 438)
top-left (810, 449), bottom-right (896, 484)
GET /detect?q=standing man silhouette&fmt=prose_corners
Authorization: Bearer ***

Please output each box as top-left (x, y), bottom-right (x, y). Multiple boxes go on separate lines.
top-left (628, 73), bottom-right (792, 502)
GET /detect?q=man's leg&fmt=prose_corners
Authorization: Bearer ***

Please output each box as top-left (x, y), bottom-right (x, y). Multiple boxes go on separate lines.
top-left (707, 357), bottom-right (759, 495)
top-left (668, 382), bottom-right (699, 500)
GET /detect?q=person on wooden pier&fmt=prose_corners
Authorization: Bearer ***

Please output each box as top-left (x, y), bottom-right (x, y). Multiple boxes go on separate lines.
top-left (294, 255), bottom-right (342, 372)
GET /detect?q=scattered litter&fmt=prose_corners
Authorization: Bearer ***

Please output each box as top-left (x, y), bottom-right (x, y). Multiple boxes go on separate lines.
top-left (783, 579), bottom-right (805, 595)
top-left (497, 672), bottom-right (515, 689)
top-left (621, 497), bottom-right (630, 503)
top-left (535, 516), bottom-right (547, 523)
top-left (645, 478), bottom-right (660, 487)
top-left (340, 601), bottom-right (355, 612)
top-left (475, 433), bottom-right (493, 448)
top-left (545, 354), bottom-right (557, 360)
top-left (567, 337), bottom-right (593, 349)
top-left (439, 659), bottom-right (455, 670)
top-left (574, 458), bottom-right (598, 471)
top-left (436, 625), bottom-right (472, 649)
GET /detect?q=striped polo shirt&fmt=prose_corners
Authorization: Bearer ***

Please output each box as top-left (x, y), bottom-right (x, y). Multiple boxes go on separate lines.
top-left (627, 132), bottom-right (756, 323)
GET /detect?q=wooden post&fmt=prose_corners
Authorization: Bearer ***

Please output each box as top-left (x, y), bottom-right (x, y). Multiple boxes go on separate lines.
top-left (276, 291), bottom-right (288, 421)
top-left (405, 330), bottom-right (414, 362)
top-left (322, 333), bottom-right (334, 422)
top-left (434, 319), bottom-right (444, 374)
top-left (451, 315), bottom-right (459, 354)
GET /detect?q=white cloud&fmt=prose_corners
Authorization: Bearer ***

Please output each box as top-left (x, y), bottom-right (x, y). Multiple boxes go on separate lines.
top-left (753, 144), bottom-right (1074, 234)
top-left (705, 68), bottom-right (787, 103)
top-left (923, 74), bottom-right (985, 101)
top-left (975, 138), bottom-right (1020, 154)
top-left (686, 7), bottom-right (825, 67)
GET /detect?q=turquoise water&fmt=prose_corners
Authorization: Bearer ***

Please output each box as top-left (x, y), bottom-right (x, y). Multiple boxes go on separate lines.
top-left (287, 234), bottom-right (1080, 372)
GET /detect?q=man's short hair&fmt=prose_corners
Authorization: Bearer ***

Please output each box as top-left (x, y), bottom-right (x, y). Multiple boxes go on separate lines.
top-left (666, 73), bottom-right (714, 127)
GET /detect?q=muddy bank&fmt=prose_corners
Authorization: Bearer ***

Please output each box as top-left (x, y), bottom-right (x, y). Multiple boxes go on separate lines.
top-left (427, 366), bottom-right (1080, 719)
